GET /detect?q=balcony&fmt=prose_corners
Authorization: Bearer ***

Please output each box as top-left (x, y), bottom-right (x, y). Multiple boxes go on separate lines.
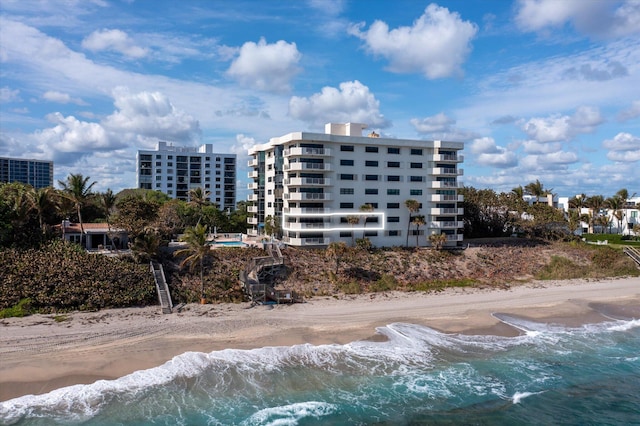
top-left (247, 193), bottom-right (259, 202)
top-left (248, 170), bottom-right (258, 178)
top-left (429, 221), bottom-right (463, 229)
top-left (429, 167), bottom-right (464, 176)
top-left (431, 181), bottom-right (463, 189)
top-left (430, 194), bottom-right (464, 202)
top-left (283, 192), bottom-right (332, 201)
top-left (283, 207), bottom-right (331, 215)
top-left (283, 177), bottom-right (330, 186)
top-left (284, 222), bottom-right (329, 230)
top-left (247, 182), bottom-right (258, 190)
top-left (247, 205), bottom-right (258, 213)
top-left (446, 234), bottom-right (464, 242)
top-left (284, 163), bottom-right (331, 171)
top-left (247, 158), bottom-right (258, 167)
top-left (247, 217), bottom-right (258, 225)
top-left (283, 236), bottom-right (331, 246)
top-left (429, 207), bottom-right (464, 215)
top-left (433, 154), bottom-right (463, 162)
top-left (283, 147), bottom-right (332, 157)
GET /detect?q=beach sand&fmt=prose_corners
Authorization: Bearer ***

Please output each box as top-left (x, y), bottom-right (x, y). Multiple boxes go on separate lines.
top-left (1, 277), bottom-right (638, 401)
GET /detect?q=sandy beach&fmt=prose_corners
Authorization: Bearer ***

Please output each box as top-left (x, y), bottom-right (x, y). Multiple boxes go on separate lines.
top-left (1, 277), bottom-right (639, 402)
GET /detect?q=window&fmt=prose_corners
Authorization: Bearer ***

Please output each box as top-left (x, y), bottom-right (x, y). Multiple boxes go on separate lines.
top-left (155, 176), bottom-right (162, 181)
top-left (410, 162), bottom-right (423, 168)
top-left (410, 189), bottom-right (423, 196)
top-left (387, 175), bottom-right (400, 182)
top-left (365, 188), bottom-right (378, 195)
top-left (387, 189), bottom-right (400, 195)
top-left (155, 183), bottom-right (161, 188)
top-left (340, 202), bottom-right (354, 208)
top-left (340, 145), bottom-right (354, 152)
top-left (340, 231), bottom-right (352, 238)
top-left (156, 161), bottom-right (162, 166)
top-left (156, 155), bottom-right (162, 159)
top-left (387, 202), bottom-right (400, 208)
top-left (410, 176), bottom-right (424, 182)
top-left (365, 174), bottom-right (379, 181)
top-left (387, 161), bottom-right (400, 168)
top-left (340, 159), bottom-right (354, 166)
top-left (340, 174), bottom-right (355, 180)
top-left (387, 147), bottom-right (400, 154)
top-left (340, 188), bottom-right (354, 195)
top-left (168, 155), bottom-right (173, 160)
top-left (388, 216), bottom-right (400, 223)
top-left (411, 148), bottom-right (423, 155)
top-left (365, 160), bottom-right (379, 167)
top-left (388, 230), bottom-right (400, 236)
top-left (167, 162), bottom-right (173, 167)
top-left (365, 146), bottom-right (379, 153)
top-left (167, 183), bottom-right (172, 188)
top-left (364, 231), bottom-right (378, 237)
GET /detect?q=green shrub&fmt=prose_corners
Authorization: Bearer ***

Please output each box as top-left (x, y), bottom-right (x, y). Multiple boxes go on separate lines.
top-left (337, 280), bottom-right (361, 294)
top-left (0, 298), bottom-right (32, 318)
top-left (370, 274), bottom-right (398, 292)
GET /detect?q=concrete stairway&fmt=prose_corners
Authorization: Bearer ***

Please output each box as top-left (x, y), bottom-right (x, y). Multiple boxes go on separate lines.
top-left (151, 261), bottom-right (173, 314)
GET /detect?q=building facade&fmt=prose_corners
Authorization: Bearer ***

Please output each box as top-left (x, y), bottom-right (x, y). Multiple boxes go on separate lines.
top-left (247, 123), bottom-right (464, 247)
top-left (0, 157), bottom-right (54, 189)
top-left (136, 141), bottom-right (236, 210)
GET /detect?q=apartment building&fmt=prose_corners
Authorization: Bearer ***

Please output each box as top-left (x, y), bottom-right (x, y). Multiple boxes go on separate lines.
top-left (247, 123), bottom-right (464, 247)
top-left (0, 156), bottom-right (54, 189)
top-left (136, 141), bottom-right (236, 210)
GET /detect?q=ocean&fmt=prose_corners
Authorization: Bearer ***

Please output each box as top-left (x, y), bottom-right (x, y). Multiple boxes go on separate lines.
top-left (2, 313), bottom-right (639, 426)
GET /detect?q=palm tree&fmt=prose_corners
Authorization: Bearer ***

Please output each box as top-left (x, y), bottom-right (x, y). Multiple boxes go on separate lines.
top-left (587, 195), bottom-right (604, 233)
top-left (346, 215), bottom-right (360, 246)
top-left (511, 185), bottom-right (524, 199)
top-left (326, 241), bottom-right (348, 274)
top-left (404, 199), bottom-right (420, 247)
top-left (524, 179), bottom-right (551, 204)
top-left (26, 186), bottom-right (55, 235)
top-left (605, 195), bottom-right (623, 234)
top-left (411, 214), bottom-right (425, 247)
top-left (174, 223), bottom-right (211, 303)
top-left (359, 203), bottom-right (374, 239)
top-left (616, 188), bottom-right (637, 235)
top-left (58, 173), bottom-right (96, 245)
top-left (428, 232), bottom-right (447, 250)
top-left (188, 187), bottom-right (211, 225)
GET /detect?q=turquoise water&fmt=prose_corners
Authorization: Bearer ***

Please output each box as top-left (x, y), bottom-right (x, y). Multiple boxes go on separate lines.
top-left (2, 314), bottom-right (639, 425)
top-left (212, 241), bottom-right (247, 247)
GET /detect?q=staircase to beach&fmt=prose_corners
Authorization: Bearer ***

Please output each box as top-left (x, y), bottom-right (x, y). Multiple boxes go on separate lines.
top-left (240, 242), bottom-right (302, 304)
top-left (623, 246), bottom-right (640, 267)
top-left (151, 261), bottom-right (173, 314)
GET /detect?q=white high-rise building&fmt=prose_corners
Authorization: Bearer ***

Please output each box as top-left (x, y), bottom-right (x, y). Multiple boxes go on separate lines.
top-left (137, 141), bottom-right (236, 210)
top-left (247, 123), bottom-right (464, 247)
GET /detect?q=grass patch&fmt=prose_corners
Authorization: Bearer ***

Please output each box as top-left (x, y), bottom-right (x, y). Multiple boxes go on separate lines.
top-left (536, 256), bottom-right (585, 280)
top-left (53, 314), bottom-right (70, 322)
top-left (369, 274), bottom-right (399, 292)
top-left (0, 298), bottom-right (32, 318)
top-left (537, 247), bottom-right (640, 280)
top-left (336, 280), bottom-right (362, 295)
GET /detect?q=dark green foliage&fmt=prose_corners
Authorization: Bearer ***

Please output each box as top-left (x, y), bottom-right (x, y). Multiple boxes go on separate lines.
top-left (0, 298), bottom-right (32, 318)
top-left (0, 240), bottom-right (156, 313)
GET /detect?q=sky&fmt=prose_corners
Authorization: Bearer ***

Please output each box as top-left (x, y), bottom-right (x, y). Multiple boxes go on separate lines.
top-left (1, 0), bottom-right (639, 201)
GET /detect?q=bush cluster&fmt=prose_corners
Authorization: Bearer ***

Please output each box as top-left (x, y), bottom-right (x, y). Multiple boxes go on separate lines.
top-left (0, 240), bottom-right (156, 313)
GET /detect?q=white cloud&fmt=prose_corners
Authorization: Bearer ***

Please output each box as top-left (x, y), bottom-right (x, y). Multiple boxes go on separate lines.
top-left (470, 137), bottom-right (517, 168)
top-left (42, 90), bottom-right (87, 105)
top-left (515, 0), bottom-right (640, 38)
top-left (618, 100), bottom-right (640, 121)
top-left (0, 86), bottom-right (21, 102)
top-left (227, 38), bottom-right (301, 93)
top-left (231, 134), bottom-right (256, 157)
top-left (522, 140), bottom-right (562, 154)
top-left (102, 88), bottom-right (201, 143)
top-left (82, 29), bottom-right (148, 58)
top-left (349, 4), bottom-right (477, 79)
top-left (521, 106), bottom-right (603, 142)
top-left (289, 80), bottom-right (388, 128)
top-left (410, 113), bottom-right (455, 133)
top-left (603, 132), bottom-right (640, 162)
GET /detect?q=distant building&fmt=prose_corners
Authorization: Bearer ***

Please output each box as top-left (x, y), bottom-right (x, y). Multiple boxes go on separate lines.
top-left (136, 141), bottom-right (236, 211)
top-left (0, 157), bottom-right (54, 189)
top-left (247, 123), bottom-right (464, 248)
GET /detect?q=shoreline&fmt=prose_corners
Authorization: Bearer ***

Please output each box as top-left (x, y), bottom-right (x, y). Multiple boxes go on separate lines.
top-left (1, 277), bottom-right (639, 402)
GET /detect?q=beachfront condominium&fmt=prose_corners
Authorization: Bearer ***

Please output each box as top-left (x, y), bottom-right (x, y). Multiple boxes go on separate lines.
top-left (136, 141), bottom-right (236, 211)
top-left (247, 123), bottom-right (464, 247)
top-left (0, 156), bottom-right (54, 189)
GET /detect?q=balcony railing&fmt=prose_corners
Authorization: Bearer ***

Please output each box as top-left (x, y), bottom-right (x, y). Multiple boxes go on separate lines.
top-left (446, 234), bottom-right (464, 242)
top-left (430, 194), bottom-right (464, 202)
top-left (431, 181), bottom-right (463, 189)
top-left (248, 170), bottom-right (258, 178)
top-left (247, 205), bottom-right (258, 213)
top-left (283, 163), bottom-right (331, 171)
top-left (247, 182), bottom-right (258, 190)
top-left (283, 236), bottom-right (331, 246)
top-left (283, 208), bottom-right (331, 215)
top-left (429, 221), bottom-right (462, 229)
top-left (430, 207), bottom-right (464, 215)
top-left (284, 222), bottom-right (329, 230)
top-left (283, 147), bottom-right (331, 157)
top-left (283, 192), bottom-right (332, 201)
top-left (430, 168), bottom-right (464, 176)
top-left (247, 194), bottom-right (259, 202)
top-left (283, 177), bottom-right (330, 186)
top-left (247, 217), bottom-right (258, 225)
top-left (247, 158), bottom-right (258, 167)
top-left (433, 154), bottom-right (464, 162)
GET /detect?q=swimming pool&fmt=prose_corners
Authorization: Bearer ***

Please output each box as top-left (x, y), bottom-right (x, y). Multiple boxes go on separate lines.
top-left (211, 241), bottom-right (247, 247)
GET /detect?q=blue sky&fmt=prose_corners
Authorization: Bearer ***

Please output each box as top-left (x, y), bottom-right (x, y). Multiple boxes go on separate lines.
top-left (1, 0), bottom-right (638, 200)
